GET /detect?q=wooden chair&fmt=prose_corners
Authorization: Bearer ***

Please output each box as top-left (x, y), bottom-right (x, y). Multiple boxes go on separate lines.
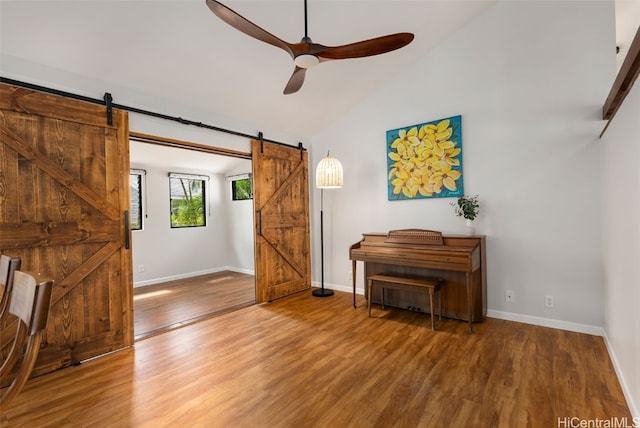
top-left (0, 271), bottom-right (54, 409)
top-left (0, 255), bottom-right (21, 320)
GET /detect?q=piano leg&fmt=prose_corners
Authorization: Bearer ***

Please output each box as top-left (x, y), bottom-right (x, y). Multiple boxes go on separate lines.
top-left (352, 259), bottom-right (357, 308)
top-left (466, 272), bottom-right (474, 334)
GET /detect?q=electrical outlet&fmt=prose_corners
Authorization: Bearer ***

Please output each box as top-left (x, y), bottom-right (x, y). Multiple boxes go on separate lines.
top-left (505, 290), bottom-right (515, 303)
top-left (348, 270), bottom-right (353, 282)
top-left (138, 264), bottom-right (145, 273)
top-left (545, 295), bottom-right (554, 308)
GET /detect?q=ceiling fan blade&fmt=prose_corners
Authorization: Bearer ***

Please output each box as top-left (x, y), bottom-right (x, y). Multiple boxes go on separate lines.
top-left (206, 0), bottom-right (294, 58)
top-left (315, 33), bottom-right (414, 61)
top-left (283, 67), bottom-right (307, 95)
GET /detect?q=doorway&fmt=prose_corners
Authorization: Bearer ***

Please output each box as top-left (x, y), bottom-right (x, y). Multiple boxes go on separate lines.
top-left (129, 139), bottom-right (256, 339)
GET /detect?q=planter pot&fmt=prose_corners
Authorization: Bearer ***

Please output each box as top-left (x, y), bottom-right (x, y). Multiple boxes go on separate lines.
top-left (465, 219), bottom-right (475, 236)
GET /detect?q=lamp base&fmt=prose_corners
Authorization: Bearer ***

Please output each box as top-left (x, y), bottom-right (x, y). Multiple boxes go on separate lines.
top-left (312, 288), bottom-right (334, 298)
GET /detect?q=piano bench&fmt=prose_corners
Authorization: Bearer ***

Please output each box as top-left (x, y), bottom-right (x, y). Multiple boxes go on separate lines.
top-left (367, 274), bottom-right (443, 331)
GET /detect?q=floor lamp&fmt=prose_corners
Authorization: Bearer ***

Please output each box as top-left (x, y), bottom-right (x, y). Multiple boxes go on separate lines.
top-left (313, 152), bottom-right (343, 297)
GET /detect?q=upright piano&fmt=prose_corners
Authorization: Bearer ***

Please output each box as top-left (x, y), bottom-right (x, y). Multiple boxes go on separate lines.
top-left (349, 229), bottom-right (486, 332)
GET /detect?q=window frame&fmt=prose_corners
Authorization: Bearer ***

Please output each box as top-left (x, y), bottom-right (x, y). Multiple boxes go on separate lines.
top-left (169, 172), bottom-right (208, 229)
top-left (230, 175), bottom-right (253, 201)
top-left (130, 169), bottom-right (146, 231)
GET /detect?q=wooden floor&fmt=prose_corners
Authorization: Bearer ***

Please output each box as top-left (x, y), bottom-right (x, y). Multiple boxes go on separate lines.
top-left (1, 290), bottom-right (631, 427)
top-left (134, 271), bottom-right (256, 340)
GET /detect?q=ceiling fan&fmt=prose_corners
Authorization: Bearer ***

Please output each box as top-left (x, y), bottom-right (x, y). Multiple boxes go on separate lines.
top-left (205, 0), bottom-right (414, 95)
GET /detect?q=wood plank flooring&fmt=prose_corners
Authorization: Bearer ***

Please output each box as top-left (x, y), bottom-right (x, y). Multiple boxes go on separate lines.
top-left (134, 271), bottom-right (255, 340)
top-left (1, 290), bottom-right (632, 427)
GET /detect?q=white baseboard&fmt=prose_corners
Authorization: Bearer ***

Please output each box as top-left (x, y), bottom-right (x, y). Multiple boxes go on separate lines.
top-left (486, 309), bottom-right (605, 336)
top-left (318, 282), bottom-right (361, 295)
top-left (319, 282), bottom-right (606, 336)
top-left (602, 332), bottom-right (639, 420)
top-left (226, 266), bottom-right (255, 276)
top-left (134, 266), bottom-right (255, 288)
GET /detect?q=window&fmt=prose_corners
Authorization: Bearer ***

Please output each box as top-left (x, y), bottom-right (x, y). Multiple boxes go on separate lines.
top-left (130, 169), bottom-right (145, 230)
top-left (226, 173), bottom-right (253, 201)
top-left (169, 173), bottom-right (207, 228)
top-left (232, 178), bottom-right (253, 201)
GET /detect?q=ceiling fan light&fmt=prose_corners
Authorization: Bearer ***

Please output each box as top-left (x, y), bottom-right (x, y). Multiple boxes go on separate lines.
top-left (294, 54), bottom-right (319, 69)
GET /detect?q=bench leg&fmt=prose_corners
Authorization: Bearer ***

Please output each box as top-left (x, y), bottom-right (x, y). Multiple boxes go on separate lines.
top-left (381, 287), bottom-right (385, 310)
top-left (428, 288), bottom-right (435, 331)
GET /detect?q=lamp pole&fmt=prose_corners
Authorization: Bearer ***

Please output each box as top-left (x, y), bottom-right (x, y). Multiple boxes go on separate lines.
top-left (313, 188), bottom-right (333, 297)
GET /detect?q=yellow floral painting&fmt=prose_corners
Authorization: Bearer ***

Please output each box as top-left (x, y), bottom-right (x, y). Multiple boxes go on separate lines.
top-left (386, 115), bottom-right (463, 200)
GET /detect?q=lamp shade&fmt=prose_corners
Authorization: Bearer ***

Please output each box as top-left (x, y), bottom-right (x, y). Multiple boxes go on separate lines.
top-left (316, 155), bottom-right (343, 189)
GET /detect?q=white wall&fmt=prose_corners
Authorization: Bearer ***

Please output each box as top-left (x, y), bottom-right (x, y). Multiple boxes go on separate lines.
top-left (224, 170), bottom-right (256, 275)
top-left (131, 158), bottom-right (254, 286)
top-left (601, 78), bottom-right (640, 417)
top-left (309, 1), bottom-right (615, 332)
top-left (131, 166), bottom-right (229, 286)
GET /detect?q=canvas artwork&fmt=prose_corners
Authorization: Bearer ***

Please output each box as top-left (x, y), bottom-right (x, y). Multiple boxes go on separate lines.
top-left (386, 115), bottom-right (463, 200)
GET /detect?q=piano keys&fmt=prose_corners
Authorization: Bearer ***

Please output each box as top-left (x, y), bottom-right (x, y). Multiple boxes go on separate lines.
top-left (349, 229), bottom-right (487, 332)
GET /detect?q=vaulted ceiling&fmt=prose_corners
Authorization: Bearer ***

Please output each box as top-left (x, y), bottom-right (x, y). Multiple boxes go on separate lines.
top-left (1, 1), bottom-right (634, 172)
top-left (1, 0), bottom-right (495, 141)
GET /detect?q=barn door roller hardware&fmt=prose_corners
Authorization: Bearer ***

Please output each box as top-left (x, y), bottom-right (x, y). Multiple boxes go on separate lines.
top-left (103, 93), bottom-right (113, 125)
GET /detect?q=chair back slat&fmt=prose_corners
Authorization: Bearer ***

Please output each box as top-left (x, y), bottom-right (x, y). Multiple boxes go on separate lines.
top-left (0, 255), bottom-right (22, 318)
top-left (10, 271), bottom-right (53, 336)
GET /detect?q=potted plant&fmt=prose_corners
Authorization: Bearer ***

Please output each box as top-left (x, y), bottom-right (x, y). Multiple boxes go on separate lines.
top-left (451, 195), bottom-right (479, 235)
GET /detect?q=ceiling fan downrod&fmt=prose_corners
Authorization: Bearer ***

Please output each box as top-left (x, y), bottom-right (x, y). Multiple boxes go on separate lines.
top-left (303, 0), bottom-right (309, 40)
top-left (295, 0), bottom-right (319, 68)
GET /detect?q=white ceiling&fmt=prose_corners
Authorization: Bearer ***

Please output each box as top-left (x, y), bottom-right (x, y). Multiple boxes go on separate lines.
top-left (1, 0), bottom-right (635, 171)
top-left (0, 0), bottom-right (495, 142)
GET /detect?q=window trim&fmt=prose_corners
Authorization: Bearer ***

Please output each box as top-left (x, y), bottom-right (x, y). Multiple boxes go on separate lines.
top-left (130, 169), bottom-right (146, 231)
top-left (169, 172), bottom-right (209, 228)
top-left (227, 173), bottom-right (253, 201)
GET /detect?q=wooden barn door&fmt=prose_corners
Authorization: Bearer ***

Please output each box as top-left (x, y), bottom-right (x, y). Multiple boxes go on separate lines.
top-left (252, 140), bottom-right (311, 303)
top-left (0, 83), bottom-right (133, 378)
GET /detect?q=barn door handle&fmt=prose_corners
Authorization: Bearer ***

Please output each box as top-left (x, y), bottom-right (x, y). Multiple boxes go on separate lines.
top-left (124, 210), bottom-right (130, 249)
top-left (257, 209), bottom-right (262, 236)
